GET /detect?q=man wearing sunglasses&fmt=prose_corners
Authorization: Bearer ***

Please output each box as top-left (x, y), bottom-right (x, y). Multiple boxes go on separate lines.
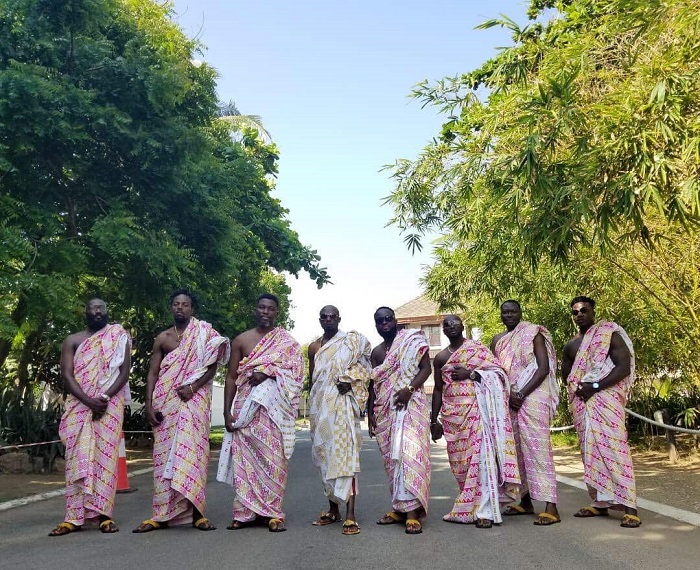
top-left (308, 306), bottom-right (371, 536)
top-left (369, 307), bottom-right (432, 535)
top-left (561, 296), bottom-right (641, 528)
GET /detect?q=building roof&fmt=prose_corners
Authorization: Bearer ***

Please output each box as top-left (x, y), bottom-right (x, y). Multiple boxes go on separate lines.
top-left (394, 294), bottom-right (445, 321)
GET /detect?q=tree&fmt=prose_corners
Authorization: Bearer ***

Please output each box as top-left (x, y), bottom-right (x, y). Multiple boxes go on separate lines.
top-left (384, 0), bottom-right (700, 423)
top-left (0, 0), bottom-right (329, 437)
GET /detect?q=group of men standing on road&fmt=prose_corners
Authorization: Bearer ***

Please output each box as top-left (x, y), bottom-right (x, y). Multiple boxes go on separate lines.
top-left (49, 290), bottom-right (641, 538)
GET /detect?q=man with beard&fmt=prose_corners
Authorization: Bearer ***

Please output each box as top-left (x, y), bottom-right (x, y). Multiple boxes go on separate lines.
top-left (431, 315), bottom-right (519, 529)
top-left (562, 296), bottom-right (641, 528)
top-left (133, 289), bottom-right (230, 533)
top-left (217, 294), bottom-right (304, 533)
top-left (49, 298), bottom-right (131, 536)
top-left (308, 305), bottom-right (371, 535)
top-left (491, 300), bottom-right (560, 525)
top-left (369, 307), bottom-right (431, 535)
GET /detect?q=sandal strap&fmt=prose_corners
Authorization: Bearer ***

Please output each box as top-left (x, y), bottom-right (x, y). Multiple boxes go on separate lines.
top-left (622, 514), bottom-right (641, 523)
top-left (193, 517), bottom-right (210, 527)
top-left (57, 522), bottom-right (78, 531)
top-left (99, 519), bottom-right (115, 529)
top-left (537, 513), bottom-right (559, 521)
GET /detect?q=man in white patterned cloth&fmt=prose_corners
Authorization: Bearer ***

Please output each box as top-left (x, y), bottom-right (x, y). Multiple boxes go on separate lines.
top-left (308, 305), bottom-right (371, 536)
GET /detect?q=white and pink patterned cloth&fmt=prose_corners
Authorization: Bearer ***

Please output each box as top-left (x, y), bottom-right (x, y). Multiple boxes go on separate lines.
top-left (59, 324), bottom-right (131, 525)
top-left (567, 321), bottom-right (637, 508)
top-left (439, 340), bottom-right (520, 524)
top-left (217, 327), bottom-right (303, 522)
top-left (372, 329), bottom-right (431, 515)
top-left (150, 318), bottom-right (229, 524)
top-left (309, 331), bottom-right (371, 504)
top-left (495, 321), bottom-right (559, 503)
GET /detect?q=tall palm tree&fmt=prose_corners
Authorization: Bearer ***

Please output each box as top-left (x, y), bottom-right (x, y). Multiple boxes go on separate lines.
top-left (217, 100), bottom-right (271, 143)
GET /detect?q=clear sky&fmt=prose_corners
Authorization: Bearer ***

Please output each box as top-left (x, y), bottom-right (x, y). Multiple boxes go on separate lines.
top-left (172, 0), bottom-right (529, 345)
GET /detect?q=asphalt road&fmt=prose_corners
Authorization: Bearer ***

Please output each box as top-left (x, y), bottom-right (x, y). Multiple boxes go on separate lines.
top-left (1, 429), bottom-right (698, 570)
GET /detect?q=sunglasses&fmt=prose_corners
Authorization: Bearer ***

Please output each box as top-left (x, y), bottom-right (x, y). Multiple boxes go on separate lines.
top-left (571, 307), bottom-right (590, 316)
top-left (375, 315), bottom-right (394, 324)
top-left (319, 313), bottom-right (339, 319)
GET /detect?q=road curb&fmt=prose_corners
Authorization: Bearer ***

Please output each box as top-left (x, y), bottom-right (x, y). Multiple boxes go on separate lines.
top-left (0, 467), bottom-right (153, 512)
top-left (556, 474), bottom-right (700, 527)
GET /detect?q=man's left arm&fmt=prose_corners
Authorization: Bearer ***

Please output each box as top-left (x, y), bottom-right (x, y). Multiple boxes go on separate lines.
top-left (394, 351), bottom-right (431, 408)
top-left (511, 333), bottom-right (550, 410)
top-left (107, 337), bottom-right (132, 399)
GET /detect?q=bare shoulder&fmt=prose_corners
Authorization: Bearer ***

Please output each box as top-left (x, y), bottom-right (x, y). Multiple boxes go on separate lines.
top-left (433, 348), bottom-right (450, 368)
top-left (234, 328), bottom-right (264, 357)
top-left (563, 336), bottom-right (582, 357)
top-left (370, 344), bottom-right (385, 367)
top-left (64, 330), bottom-right (88, 350)
top-left (308, 338), bottom-right (321, 356)
top-left (491, 331), bottom-right (506, 352)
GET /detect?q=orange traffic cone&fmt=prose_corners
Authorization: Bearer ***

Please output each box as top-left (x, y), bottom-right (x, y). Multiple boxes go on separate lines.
top-left (116, 432), bottom-right (137, 494)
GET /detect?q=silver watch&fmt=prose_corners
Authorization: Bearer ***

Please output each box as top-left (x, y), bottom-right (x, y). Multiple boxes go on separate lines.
top-left (591, 382), bottom-right (600, 391)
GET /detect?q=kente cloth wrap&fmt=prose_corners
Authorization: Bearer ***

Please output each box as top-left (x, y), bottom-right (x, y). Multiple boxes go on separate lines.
top-left (151, 318), bottom-right (230, 524)
top-left (217, 327), bottom-right (303, 521)
top-left (371, 329), bottom-right (431, 515)
top-left (309, 331), bottom-right (371, 503)
top-left (439, 340), bottom-right (520, 524)
top-left (495, 321), bottom-right (559, 503)
top-left (567, 321), bottom-right (637, 508)
top-left (59, 324), bottom-right (131, 525)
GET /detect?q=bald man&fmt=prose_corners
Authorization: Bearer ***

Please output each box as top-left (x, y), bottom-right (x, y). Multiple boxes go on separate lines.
top-left (308, 306), bottom-right (371, 535)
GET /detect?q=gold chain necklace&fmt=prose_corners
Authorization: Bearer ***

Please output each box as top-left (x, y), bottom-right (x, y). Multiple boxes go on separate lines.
top-left (175, 327), bottom-right (185, 342)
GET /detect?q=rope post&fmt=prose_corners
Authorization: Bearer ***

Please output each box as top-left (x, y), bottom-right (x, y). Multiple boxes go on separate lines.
top-left (654, 409), bottom-right (678, 464)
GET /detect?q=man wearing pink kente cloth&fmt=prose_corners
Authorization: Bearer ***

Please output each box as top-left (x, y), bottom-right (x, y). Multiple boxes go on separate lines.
top-left (50, 298), bottom-right (131, 536)
top-left (492, 300), bottom-right (560, 525)
top-left (134, 289), bottom-right (230, 533)
top-left (369, 307), bottom-right (432, 535)
top-left (562, 296), bottom-right (641, 528)
top-left (217, 293), bottom-right (303, 533)
top-left (431, 315), bottom-right (520, 529)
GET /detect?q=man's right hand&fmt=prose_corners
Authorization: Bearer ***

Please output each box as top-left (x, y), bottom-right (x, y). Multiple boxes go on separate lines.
top-left (367, 414), bottom-right (376, 439)
top-left (430, 422), bottom-right (443, 442)
top-left (146, 405), bottom-right (162, 427)
top-left (86, 397), bottom-right (108, 415)
top-left (224, 413), bottom-right (235, 433)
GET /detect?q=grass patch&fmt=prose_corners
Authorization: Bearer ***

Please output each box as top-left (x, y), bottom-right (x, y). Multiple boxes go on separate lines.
top-left (551, 430), bottom-right (579, 448)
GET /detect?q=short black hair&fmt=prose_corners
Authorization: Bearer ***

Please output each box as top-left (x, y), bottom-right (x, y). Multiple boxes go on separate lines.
top-left (500, 299), bottom-right (521, 310)
top-left (570, 295), bottom-right (595, 309)
top-left (170, 288), bottom-right (198, 309)
top-left (373, 306), bottom-right (395, 319)
top-left (257, 293), bottom-right (279, 308)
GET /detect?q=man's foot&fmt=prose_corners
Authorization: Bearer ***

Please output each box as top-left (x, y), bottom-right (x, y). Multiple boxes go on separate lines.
top-left (533, 512), bottom-right (561, 526)
top-left (268, 518), bottom-right (287, 533)
top-left (132, 519), bottom-right (167, 533)
top-left (312, 511), bottom-right (341, 526)
top-left (99, 519), bottom-right (119, 533)
top-left (573, 506), bottom-right (608, 518)
top-left (226, 519), bottom-right (256, 530)
top-left (503, 504), bottom-right (534, 516)
top-left (620, 514), bottom-right (642, 528)
top-left (342, 519), bottom-right (361, 535)
top-left (405, 518), bottom-right (422, 534)
top-left (475, 518), bottom-right (493, 529)
top-left (376, 511), bottom-right (405, 525)
top-left (193, 517), bottom-right (216, 531)
top-left (48, 522), bottom-right (82, 536)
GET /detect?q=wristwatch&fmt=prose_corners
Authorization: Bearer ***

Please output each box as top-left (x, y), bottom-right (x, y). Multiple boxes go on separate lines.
top-left (591, 382), bottom-right (600, 391)
top-left (407, 385), bottom-right (416, 393)
top-left (99, 393), bottom-right (110, 402)
top-left (469, 371), bottom-right (478, 381)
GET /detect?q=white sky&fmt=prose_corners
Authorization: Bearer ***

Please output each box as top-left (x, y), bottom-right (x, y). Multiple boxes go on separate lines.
top-left (173, 0), bottom-right (529, 345)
